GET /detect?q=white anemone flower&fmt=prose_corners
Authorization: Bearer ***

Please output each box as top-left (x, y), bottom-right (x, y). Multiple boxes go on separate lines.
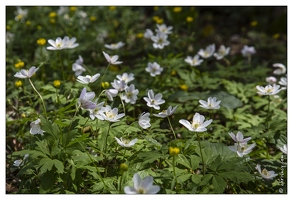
top-left (278, 77), bottom-right (287, 90)
top-left (184, 55), bottom-right (204, 66)
top-left (198, 44), bottom-right (216, 59)
top-left (228, 131), bottom-right (251, 144)
top-left (179, 113), bottom-right (213, 132)
top-left (111, 79), bottom-right (126, 92)
top-left (124, 173), bottom-right (160, 194)
top-left (153, 105), bottom-right (178, 118)
top-left (72, 63), bottom-right (86, 76)
top-left (278, 144), bottom-right (287, 154)
top-left (104, 41), bottom-right (125, 50)
top-left (256, 84), bottom-right (282, 95)
top-left (138, 112), bottom-right (151, 129)
top-left (114, 137), bottom-right (138, 147)
top-left (47, 37), bottom-right (68, 50)
top-left (105, 89), bottom-right (118, 101)
top-left (116, 73), bottom-right (134, 84)
top-left (155, 24), bottom-right (173, 35)
top-left (241, 45), bottom-right (256, 57)
top-left (265, 76), bottom-right (277, 84)
top-left (199, 97), bottom-right (221, 110)
top-left (14, 66), bottom-right (39, 79)
top-left (272, 63), bottom-right (286, 75)
top-left (151, 32), bottom-right (170, 49)
top-left (78, 88), bottom-right (96, 110)
top-left (102, 51), bottom-right (123, 65)
top-left (213, 45), bottom-right (230, 60)
top-left (13, 154), bottom-right (29, 167)
top-left (30, 119), bottom-right (45, 135)
top-left (63, 36), bottom-right (79, 49)
top-left (121, 84), bottom-right (139, 104)
top-left (143, 89), bottom-right (165, 110)
top-left (228, 142), bottom-right (256, 157)
top-left (89, 101), bottom-right (105, 120)
top-left (256, 164), bottom-right (278, 180)
top-left (77, 73), bottom-right (100, 84)
top-left (144, 29), bottom-right (154, 39)
top-left (100, 105), bottom-right (125, 122)
top-left (14, 7), bottom-right (28, 22)
top-left (145, 62), bottom-right (163, 77)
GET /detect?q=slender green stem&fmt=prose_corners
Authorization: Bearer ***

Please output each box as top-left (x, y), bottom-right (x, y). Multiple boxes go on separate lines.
top-left (266, 96), bottom-right (271, 130)
top-left (28, 79), bottom-right (47, 118)
top-left (59, 51), bottom-right (65, 81)
top-left (172, 155), bottom-right (178, 192)
top-left (223, 57), bottom-right (230, 66)
top-left (167, 116), bottom-right (177, 140)
top-left (119, 171), bottom-right (124, 193)
top-left (99, 64), bottom-right (110, 92)
top-left (103, 122), bottom-right (111, 157)
top-left (119, 94), bottom-right (126, 114)
top-left (196, 133), bottom-right (206, 175)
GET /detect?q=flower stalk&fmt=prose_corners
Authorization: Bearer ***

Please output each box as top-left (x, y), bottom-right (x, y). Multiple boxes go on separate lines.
top-left (28, 78), bottom-right (47, 118)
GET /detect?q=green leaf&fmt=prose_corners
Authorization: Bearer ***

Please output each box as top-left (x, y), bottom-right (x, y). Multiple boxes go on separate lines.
top-left (199, 174), bottom-right (213, 186)
top-left (212, 175), bottom-right (226, 193)
top-left (177, 174), bottom-right (192, 184)
top-left (40, 170), bottom-right (55, 193)
top-left (209, 155), bottom-right (222, 172)
top-left (192, 174), bottom-right (201, 184)
top-left (39, 157), bottom-right (54, 173)
top-left (35, 140), bottom-right (51, 156)
top-left (40, 115), bottom-right (60, 140)
top-left (177, 154), bottom-right (192, 170)
top-left (52, 159), bottom-right (64, 174)
top-left (190, 155), bottom-right (200, 170)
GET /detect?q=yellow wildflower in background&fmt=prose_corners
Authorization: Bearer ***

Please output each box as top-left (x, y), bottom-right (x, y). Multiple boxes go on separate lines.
top-left (15, 80), bottom-right (22, 88)
top-left (136, 33), bottom-right (144, 38)
top-left (14, 60), bottom-right (25, 69)
top-left (50, 19), bottom-right (56, 24)
top-left (90, 16), bottom-right (96, 22)
top-left (250, 20), bottom-right (258, 27)
top-left (37, 25), bottom-right (42, 30)
top-left (179, 84), bottom-right (188, 91)
top-left (49, 12), bottom-right (57, 18)
top-left (37, 38), bottom-right (46, 46)
top-left (109, 6), bottom-right (116, 10)
top-left (53, 80), bottom-right (61, 88)
top-left (70, 6), bottom-right (77, 12)
top-left (273, 33), bottom-right (280, 39)
top-left (119, 163), bottom-right (128, 171)
top-left (154, 6), bottom-right (159, 11)
top-left (186, 16), bottom-right (193, 23)
top-left (101, 82), bottom-right (110, 89)
top-left (153, 16), bottom-right (164, 24)
top-left (173, 7), bottom-right (182, 13)
top-left (171, 70), bottom-right (176, 76)
top-left (6, 25), bottom-right (11, 30)
top-left (169, 147), bottom-right (180, 156)
top-left (25, 21), bottom-right (31, 26)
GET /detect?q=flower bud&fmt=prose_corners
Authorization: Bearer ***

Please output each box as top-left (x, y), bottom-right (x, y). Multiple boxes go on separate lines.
top-left (119, 163), bottom-right (128, 171)
top-left (169, 147), bottom-right (180, 156)
top-left (53, 80), bottom-right (61, 88)
top-left (15, 80), bottom-right (22, 88)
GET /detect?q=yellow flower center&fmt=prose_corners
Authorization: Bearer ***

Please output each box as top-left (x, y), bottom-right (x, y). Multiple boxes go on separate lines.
top-left (138, 188), bottom-right (145, 194)
top-left (106, 111), bottom-right (116, 119)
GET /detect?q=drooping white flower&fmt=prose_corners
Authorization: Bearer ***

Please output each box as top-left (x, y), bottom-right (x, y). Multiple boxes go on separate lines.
top-left (138, 112), bottom-right (151, 129)
top-left (228, 131), bottom-right (251, 144)
top-left (104, 41), bottom-right (125, 50)
top-left (279, 77), bottom-right (287, 90)
top-left (124, 173), bottom-right (160, 194)
top-left (266, 76), bottom-right (277, 84)
top-left (111, 79), bottom-right (126, 92)
top-left (145, 62), bottom-right (163, 77)
top-left (213, 45), bottom-right (230, 60)
top-left (14, 66), bottom-right (39, 79)
top-left (151, 32), bottom-right (170, 49)
top-left (153, 105), bottom-right (178, 118)
top-left (228, 142), bottom-right (256, 157)
top-left (102, 51), bottom-right (122, 65)
top-left (100, 105), bottom-right (125, 122)
top-left (89, 101), bottom-right (105, 120)
top-left (14, 7), bottom-right (28, 22)
top-left (184, 55), bottom-right (204, 66)
top-left (256, 84), bottom-right (282, 95)
top-left (78, 88), bottom-right (96, 110)
top-left (272, 63), bottom-right (286, 75)
top-left (256, 164), bottom-right (278, 180)
top-left (143, 89), bottom-right (165, 110)
top-left (198, 44), bottom-right (216, 59)
top-left (241, 45), bottom-right (256, 57)
top-left (144, 29), bottom-right (154, 39)
top-left (30, 119), bottom-right (44, 135)
top-left (72, 63), bottom-right (86, 76)
top-left (114, 137), bottom-right (138, 147)
top-left (63, 36), bottom-right (79, 49)
top-left (179, 113), bottom-right (213, 132)
top-left (155, 24), bottom-right (173, 35)
top-left (105, 89), bottom-right (118, 101)
top-left (121, 84), bottom-right (139, 104)
top-left (13, 154), bottom-right (29, 167)
top-left (278, 144), bottom-right (287, 154)
top-left (116, 73), bottom-right (134, 84)
top-left (77, 73), bottom-right (100, 84)
top-left (199, 97), bottom-right (221, 110)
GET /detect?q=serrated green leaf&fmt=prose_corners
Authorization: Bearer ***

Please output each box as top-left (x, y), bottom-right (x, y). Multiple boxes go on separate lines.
top-left (52, 159), bottom-right (64, 173)
top-left (39, 157), bottom-right (54, 173)
top-left (177, 174), bottom-right (192, 184)
top-left (190, 155), bottom-right (200, 170)
top-left (192, 174), bottom-right (201, 184)
top-left (177, 154), bottom-right (192, 170)
top-left (212, 175), bottom-right (226, 193)
top-left (35, 140), bottom-right (51, 156)
top-left (199, 174), bottom-right (213, 186)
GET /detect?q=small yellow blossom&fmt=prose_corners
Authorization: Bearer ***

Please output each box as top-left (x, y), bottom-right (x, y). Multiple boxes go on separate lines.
top-left (15, 80), bottom-right (22, 88)
top-left (37, 25), bottom-right (42, 30)
top-left (153, 16), bottom-right (164, 24)
top-left (21, 113), bottom-right (26, 118)
top-left (136, 33), bottom-right (144, 38)
top-left (109, 6), bottom-right (116, 10)
top-left (173, 7), bottom-right (182, 13)
top-left (49, 12), bottom-right (57, 18)
top-left (186, 16), bottom-right (193, 23)
top-left (101, 82), bottom-right (110, 89)
top-left (250, 20), bottom-right (258, 27)
top-left (70, 6), bottom-right (77, 12)
top-left (273, 33), bottom-right (280, 39)
top-left (154, 6), bottom-right (159, 11)
top-left (37, 38), bottom-right (46, 46)
top-left (119, 163), bottom-right (128, 171)
top-left (50, 19), bottom-right (56, 24)
top-left (171, 70), bottom-right (176, 75)
top-left (90, 16), bottom-right (96, 22)
top-left (53, 80), bottom-right (61, 88)
top-left (6, 25), bottom-right (11, 30)
top-left (25, 21), bottom-right (31, 26)
top-left (14, 61), bottom-right (25, 69)
top-left (169, 147), bottom-right (180, 156)
top-left (179, 84), bottom-right (188, 91)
